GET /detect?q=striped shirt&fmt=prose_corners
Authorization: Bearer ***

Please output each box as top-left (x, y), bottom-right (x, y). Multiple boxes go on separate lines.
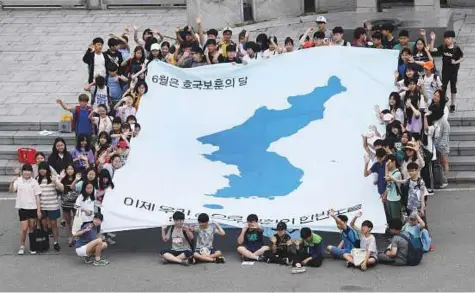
top-left (39, 178), bottom-right (60, 211)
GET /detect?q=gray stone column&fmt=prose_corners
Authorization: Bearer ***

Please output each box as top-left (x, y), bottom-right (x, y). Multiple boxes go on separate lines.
top-left (86, 0), bottom-right (106, 10)
top-left (252, 0), bottom-right (303, 22)
top-left (414, 0), bottom-right (440, 11)
top-left (356, 0), bottom-right (378, 13)
top-left (187, 0), bottom-right (244, 30)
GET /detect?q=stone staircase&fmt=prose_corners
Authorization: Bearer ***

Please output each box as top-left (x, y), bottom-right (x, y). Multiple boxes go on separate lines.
top-left (0, 119), bottom-right (75, 191)
top-left (447, 111), bottom-right (475, 183)
top-left (0, 112), bottom-right (473, 191)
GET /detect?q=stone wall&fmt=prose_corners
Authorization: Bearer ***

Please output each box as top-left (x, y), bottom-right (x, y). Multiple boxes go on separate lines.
top-left (253, 0), bottom-right (303, 21)
top-left (449, 0), bottom-right (475, 7)
top-left (187, 0), bottom-right (244, 31)
top-left (315, 0), bottom-right (357, 12)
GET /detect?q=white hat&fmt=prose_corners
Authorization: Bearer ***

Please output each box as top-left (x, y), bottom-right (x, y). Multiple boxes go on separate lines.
top-left (151, 43), bottom-right (160, 51)
top-left (316, 15), bottom-right (327, 23)
top-left (223, 27), bottom-right (233, 34)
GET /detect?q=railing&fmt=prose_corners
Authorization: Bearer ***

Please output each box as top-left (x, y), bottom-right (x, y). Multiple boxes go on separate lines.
top-left (0, 0), bottom-right (186, 9)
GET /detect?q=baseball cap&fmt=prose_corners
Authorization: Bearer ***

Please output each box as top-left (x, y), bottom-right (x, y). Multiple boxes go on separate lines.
top-left (117, 141), bottom-right (129, 149)
top-left (223, 27), bottom-right (233, 34)
top-left (150, 43), bottom-right (160, 51)
top-left (423, 61), bottom-right (435, 71)
top-left (276, 222), bottom-right (287, 231)
top-left (316, 15), bottom-right (327, 23)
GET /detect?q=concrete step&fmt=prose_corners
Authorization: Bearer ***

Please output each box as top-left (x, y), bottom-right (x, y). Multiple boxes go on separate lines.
top-left (450, 141), bottom-right (475, 156)
top-left (447, 171), bottom-right (475, 184)
top-left (0, 131), bottom-right (75, 145)
top-left (0, 116), bottom-right (58, 131)
top-left (449, 156), bottom-right (475, 171)
top-left (448, 111), bottom-right (475, 127)
top-left (0, 145), bottom-right (51, 161)
top-left (0, 160), bottom-right (22, 175)
top-left (450, 126), bottom-right (475, 141)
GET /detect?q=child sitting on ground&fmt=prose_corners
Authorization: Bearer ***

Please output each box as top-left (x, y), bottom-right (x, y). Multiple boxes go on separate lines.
top-left (292, 227), bottom-right (324, 273)
top-left (160, 211), bottom-right (194, 266)
top-left (403, 210), bottom-right (432, 252)
top-left (348, 211), bottom-right (378, 271)
top-left (264, 222), bottom-right (295, 265)
top-left (191, 213), bottom-right (226, 264)
top-left (237, 214), bottom-right (270, 261)
top-left (327, 209), bottom-right (360, 264)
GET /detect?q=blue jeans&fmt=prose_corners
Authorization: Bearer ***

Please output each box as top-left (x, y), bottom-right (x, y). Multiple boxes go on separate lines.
top-left (330, 246), bottom-right (350, 258)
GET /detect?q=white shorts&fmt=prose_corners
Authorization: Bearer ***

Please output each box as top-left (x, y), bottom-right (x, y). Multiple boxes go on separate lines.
top-left (76, 244), bottom-right (88, 257)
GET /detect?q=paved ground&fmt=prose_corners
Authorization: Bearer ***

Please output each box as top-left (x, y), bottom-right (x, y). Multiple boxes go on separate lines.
top-left (0, 7), bottom-right (475, 124)
top-left (0, 188), bottom-right (473, 291)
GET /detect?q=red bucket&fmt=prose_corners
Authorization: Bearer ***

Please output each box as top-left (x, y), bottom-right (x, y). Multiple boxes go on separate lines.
top-left (17, 148), bottom-right (37, 164)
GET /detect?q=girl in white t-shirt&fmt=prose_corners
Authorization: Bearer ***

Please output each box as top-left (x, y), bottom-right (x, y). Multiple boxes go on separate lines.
top-left (419, 62), bottom-right (442, 107)
top-left (74, 182), bottom-right (96, 224)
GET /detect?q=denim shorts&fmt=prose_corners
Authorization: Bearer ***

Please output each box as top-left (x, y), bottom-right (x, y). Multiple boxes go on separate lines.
top-left (41, 209), bottom-right (61, 220)
top-left (330, 247), bottom-right (351, 258)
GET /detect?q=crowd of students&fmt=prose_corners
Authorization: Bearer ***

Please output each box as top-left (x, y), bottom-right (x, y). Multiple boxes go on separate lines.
top-left (9, 14), bottom-right (463, 268)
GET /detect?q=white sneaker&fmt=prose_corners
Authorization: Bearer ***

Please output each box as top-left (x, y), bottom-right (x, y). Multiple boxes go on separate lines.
top-left (441, 183), bottom-right (448, 189)
top-left (18, 247), bottom-right (25, 255)
top-left (29, 250), bottom-right (37, 255)
top-left (292, 266), bottom-right (306, 274)
top-left (292, 263), bottom-right (306, 274)
top-left (106, 238), bottom-right (116, 245)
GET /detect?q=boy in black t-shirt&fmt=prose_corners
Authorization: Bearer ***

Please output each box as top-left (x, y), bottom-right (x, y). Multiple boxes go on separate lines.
top-left (237, 214), bottom-right (270, 261)
top-left (381, 23), bottom-right (397, 50)
top-left (264, 222), bottom-right (295, 265)
top-left (430, 30), bottom-right (465, 113)
top-left (218, 44), bottom-right (242, 64)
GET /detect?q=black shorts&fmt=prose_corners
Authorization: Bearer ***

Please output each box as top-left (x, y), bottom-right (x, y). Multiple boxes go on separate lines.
top-left (18, 209), bottom-right (37, 222)
top-left (62, 207), bottom-right (76, 213)
top-left (160, 249), bottom-right (193, 258)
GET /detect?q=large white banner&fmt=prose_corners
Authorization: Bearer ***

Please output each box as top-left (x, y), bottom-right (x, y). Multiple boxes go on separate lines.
top-left (102, 46), bottom-right (399, 233)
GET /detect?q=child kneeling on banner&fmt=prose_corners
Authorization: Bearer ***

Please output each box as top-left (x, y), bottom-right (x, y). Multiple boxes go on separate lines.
top-left (73, 213), bottom-right (109, 266)
top-left (191, 213), bottom-right (226, 263)
top-left (292, 227), bottom-right (324, 273)
top-left (237, 214), bottom-right (270, 261)
top-left (160, 211), bottom-right (194, 266)
top-left (348, 211), bottom-right (378, 271)
top-left (264, 221), bottom-right (295, 265)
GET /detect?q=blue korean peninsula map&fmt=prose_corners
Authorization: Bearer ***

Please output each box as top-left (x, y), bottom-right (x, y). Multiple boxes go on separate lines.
top-left (197, 76), bottom-right (346, 201)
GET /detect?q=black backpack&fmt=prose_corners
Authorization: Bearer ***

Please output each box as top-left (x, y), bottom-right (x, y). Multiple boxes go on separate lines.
top-left (168, 225), bottom-right (194, 251)
top-left (399, 232), bottom-right (424, 266)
